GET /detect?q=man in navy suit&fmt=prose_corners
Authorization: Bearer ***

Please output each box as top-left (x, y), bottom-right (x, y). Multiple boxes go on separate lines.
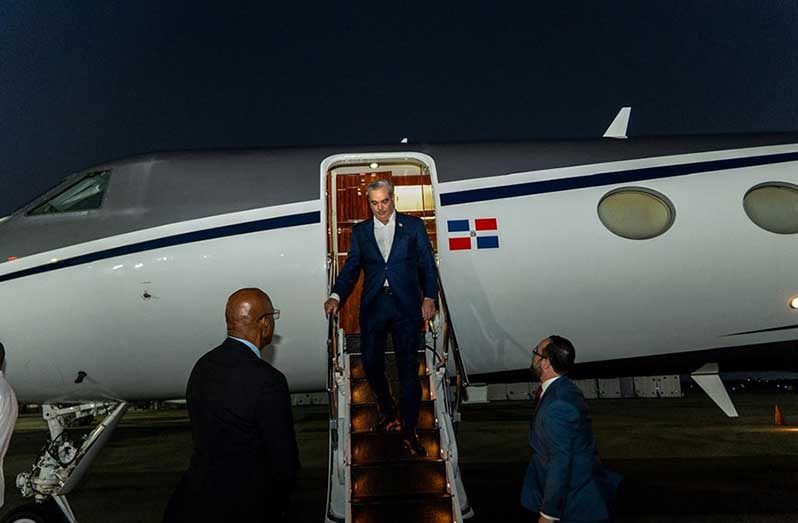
top-left (521, 335), bottom-right (620, 522)
top-left (324, 179), bottom-right (437, 456)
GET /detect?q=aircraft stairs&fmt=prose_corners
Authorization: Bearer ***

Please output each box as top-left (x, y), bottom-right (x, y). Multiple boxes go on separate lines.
top-left (325, 280), bottom-right (472, 522)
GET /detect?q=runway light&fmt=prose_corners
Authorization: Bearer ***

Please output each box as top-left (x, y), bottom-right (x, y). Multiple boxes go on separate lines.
top-left (7, 256), bottom-right (17, 261)
top-left (790, 296), bottom-right (798, 309)
top-left (370, 162), bottom-right (379, 169)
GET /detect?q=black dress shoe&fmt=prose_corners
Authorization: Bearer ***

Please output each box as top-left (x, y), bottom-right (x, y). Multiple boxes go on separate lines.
top-left (372, 413), bottom-right (402, 432)
top-left (401, 433), bottom-right (427, 457)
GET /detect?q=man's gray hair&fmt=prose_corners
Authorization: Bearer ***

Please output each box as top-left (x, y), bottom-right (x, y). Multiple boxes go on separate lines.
top-left (366, 179), bottom-right (394, 198)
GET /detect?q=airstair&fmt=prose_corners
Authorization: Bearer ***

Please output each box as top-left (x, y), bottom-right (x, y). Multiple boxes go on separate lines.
top-left (325, 274), bottom-right (473, 523)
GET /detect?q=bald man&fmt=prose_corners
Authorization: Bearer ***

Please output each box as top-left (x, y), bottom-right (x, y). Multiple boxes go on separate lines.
top-left (163, 289), bottom-right (299, 522)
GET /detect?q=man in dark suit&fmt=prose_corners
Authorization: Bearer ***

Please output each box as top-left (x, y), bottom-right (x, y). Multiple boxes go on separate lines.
top-left (521, 335), bottom-right (620, 522)
top-left (164, 288), bottom-right (299, 522)
top-left (324, 179), bottom-right (437, 456)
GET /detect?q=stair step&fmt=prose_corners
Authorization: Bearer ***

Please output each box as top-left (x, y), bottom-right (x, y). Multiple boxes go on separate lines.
top-left (351, 461), bottom-right (449, 499)
top-left (351, 429), bottom-right (442, 465)
top-left (350, 354), bottom-right (428, 380)
top-left (351, 401), bottom-right (437, 432)
top-left (350, 377), bottom-right (431, 405)
top-left (345, 333), bottom-right (427, 355)
top-left (351, 496), bottom-right (454, 523)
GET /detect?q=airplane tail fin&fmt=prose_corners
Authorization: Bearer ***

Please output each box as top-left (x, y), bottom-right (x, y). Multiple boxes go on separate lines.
top-left (603, 107), bottom-right (632, 139)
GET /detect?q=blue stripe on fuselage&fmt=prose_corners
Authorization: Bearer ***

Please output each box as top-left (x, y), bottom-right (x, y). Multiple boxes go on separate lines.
top-left (0, 211), bottom-right (320, 284)
top-left (439, 151), bottom-right (798, 206)
top-left (2, 150), bottom-right (796, 284)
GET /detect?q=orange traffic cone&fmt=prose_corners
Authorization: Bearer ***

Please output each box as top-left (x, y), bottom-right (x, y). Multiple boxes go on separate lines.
top-left (775, 404), bottom-right (785, 426)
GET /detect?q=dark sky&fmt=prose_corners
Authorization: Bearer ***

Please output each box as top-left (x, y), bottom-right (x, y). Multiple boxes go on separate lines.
top-left (1, 1), bottom-right (796, 215)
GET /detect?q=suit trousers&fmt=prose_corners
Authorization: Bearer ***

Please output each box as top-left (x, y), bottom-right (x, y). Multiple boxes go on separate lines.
top-left (360, 291), bottom-right (422, 434)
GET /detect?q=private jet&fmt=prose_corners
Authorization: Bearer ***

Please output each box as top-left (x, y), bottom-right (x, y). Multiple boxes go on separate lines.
top-left (1, 109), bottom-right (797, 522)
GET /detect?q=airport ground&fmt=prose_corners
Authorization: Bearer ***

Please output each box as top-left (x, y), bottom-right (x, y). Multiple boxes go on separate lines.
top-left (2, 391), bottom-right (798, 522)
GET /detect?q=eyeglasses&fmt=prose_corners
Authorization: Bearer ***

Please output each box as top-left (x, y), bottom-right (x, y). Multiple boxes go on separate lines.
top-left (266, 309), bottom-right (280, 320)
top-left (532, 349), bottom-right (547, 359)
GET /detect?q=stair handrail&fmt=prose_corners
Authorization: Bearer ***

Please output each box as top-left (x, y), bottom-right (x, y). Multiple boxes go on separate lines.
top-left (434, 266), bottom-right (471, 387)
top-left (326, 255), bottom-right (344, 427)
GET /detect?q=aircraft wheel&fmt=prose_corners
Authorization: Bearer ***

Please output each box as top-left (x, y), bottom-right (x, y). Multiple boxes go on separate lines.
top-left (0, 500), bottom-right (67, 523)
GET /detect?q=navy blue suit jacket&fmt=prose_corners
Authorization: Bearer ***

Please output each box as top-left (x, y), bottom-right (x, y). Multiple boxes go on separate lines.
top-left (332, 213), bottom-right (437, 321)
top-left (521, 376), bottom-right (621, 522)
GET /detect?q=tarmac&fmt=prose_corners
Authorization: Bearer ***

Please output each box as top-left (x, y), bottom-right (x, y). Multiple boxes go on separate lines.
top-left (2, 391), bottom-right (798, 522)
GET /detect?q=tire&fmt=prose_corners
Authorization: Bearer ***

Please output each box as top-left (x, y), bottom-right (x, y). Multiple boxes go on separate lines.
top-left (0, 500), bottom-right (67, 523)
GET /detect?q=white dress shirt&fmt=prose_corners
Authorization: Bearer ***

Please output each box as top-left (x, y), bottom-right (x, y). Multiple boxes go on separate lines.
top-left (0, 370), bottom-right (19, 509)
top-left (373, 211), bottom-right (396, 286)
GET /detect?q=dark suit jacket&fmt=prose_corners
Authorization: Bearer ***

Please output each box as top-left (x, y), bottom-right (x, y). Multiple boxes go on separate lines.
top-left (521, 376), bottom-right (621, 522)
top-left (332, 213), bottom-right (437, 321)
top-left (164, 338), bottom-right (299, 522)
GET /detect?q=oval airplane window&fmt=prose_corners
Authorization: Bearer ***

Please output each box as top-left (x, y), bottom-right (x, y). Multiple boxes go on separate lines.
top-left (597, 188), bottom-right (675, 240)
top-left (743, 182), bottom-right (798, 234)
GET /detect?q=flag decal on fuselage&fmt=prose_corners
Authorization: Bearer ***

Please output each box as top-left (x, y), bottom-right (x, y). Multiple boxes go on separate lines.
top-left (447, 218), bottom-right (499, 251)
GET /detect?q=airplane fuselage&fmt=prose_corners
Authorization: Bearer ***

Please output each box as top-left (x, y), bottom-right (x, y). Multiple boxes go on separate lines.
top-left (2, 134), bottom-right (797, 403)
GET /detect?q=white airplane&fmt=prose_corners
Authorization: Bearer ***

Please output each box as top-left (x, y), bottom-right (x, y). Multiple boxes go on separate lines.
top-left (1, 109), bottom-right (797, 521)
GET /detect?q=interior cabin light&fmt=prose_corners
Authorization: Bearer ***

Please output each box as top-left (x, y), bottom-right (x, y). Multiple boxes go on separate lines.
top-left (369, 162), bottom-right (379, 169)
top-left (790, 296), bottom-right (798, 310)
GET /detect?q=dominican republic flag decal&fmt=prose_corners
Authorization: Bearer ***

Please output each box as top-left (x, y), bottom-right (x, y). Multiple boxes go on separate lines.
top-left (447, 218), bottom-right (500, 251)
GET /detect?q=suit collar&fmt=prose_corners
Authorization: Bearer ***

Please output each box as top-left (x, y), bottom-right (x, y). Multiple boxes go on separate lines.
top-left (364, 212), bottom-right (406, 261)
top-left (363, 217), bottom-right (380, 254)
top-left (372, 211), bottom-right (396, 228)
top-left (227, 336), bottom-right (262, 359)
top-left (539, 375), bottom-right (561, 398)
top-left (386, 213), bottom-right (407, 263)
top-left (224, 337), bottom-right (263, 361)
top-left (539, 375), bottom-right (569, 406)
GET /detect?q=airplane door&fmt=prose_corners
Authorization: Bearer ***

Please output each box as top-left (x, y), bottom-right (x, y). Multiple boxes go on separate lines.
top-left (323, 154), bottom-right (439, 334)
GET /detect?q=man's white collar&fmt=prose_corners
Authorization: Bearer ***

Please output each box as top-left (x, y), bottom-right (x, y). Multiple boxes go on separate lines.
top-left (374, 211), bottom-right (397, 227)
top-left (540, 375), bottom-right (560, 397)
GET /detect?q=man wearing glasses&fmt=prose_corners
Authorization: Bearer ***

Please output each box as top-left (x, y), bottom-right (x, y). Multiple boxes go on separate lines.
top-left (164, 288), bottom-right (299, 522)
top-left (521, 335), bottom-right (620, 523)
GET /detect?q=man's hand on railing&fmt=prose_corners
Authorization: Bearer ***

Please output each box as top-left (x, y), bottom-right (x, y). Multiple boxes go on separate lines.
top-left (324, 297), bottom-right (340, 317)
top-left (422, 297), bottom-right (436, 322)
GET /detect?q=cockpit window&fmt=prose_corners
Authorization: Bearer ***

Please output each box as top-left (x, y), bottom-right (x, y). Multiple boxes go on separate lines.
top-left (28, 170), bottom-right (111, 216)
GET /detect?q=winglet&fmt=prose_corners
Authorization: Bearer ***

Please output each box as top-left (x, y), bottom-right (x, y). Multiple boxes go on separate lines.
top-left (603, 107), bottom-right (631, 139)
top-left (691, 363), bottom-right (739, 417)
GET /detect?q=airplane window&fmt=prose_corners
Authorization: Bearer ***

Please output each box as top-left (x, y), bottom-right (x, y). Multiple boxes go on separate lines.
top-left (597, 188), bottom-right (675, 240)
top-left (743, 182), bottom-right (798, 234)
top-left (28, 171), bottom-right (111, 216)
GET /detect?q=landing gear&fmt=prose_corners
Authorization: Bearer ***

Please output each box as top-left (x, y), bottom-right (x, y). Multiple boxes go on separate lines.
top-left (9, 402), bottom-right (128, 523)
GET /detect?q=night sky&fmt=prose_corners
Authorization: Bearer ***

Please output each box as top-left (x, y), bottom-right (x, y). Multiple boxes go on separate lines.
top-left (1, 1), bottom-right (796, 215)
